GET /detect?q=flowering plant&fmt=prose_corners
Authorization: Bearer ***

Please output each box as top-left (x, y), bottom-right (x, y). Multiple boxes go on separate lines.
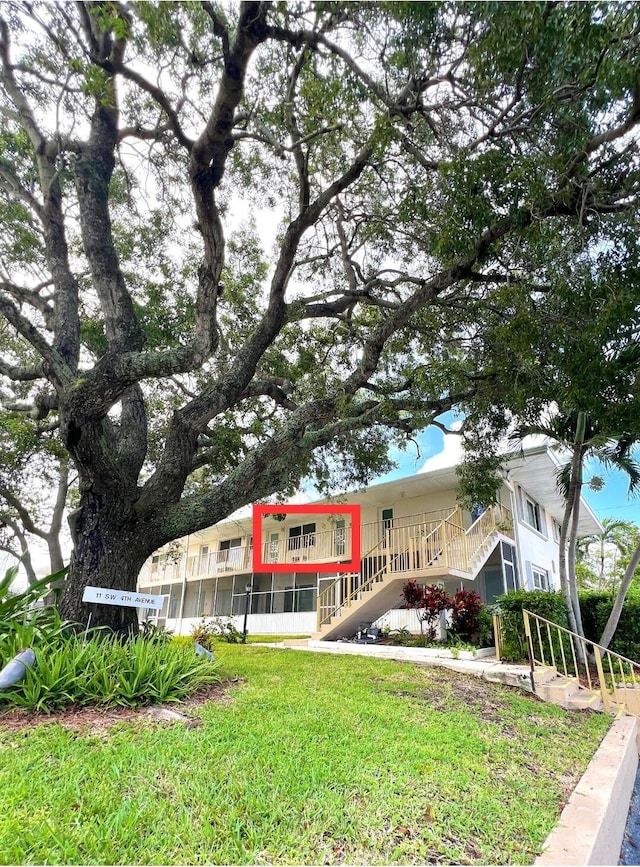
top-left (450, 589), bottom-right (483, 637)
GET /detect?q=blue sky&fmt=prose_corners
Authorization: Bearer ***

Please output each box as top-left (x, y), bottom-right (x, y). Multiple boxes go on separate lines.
top-left (372, 412), bottom-right (640, 527)
top-left (582, 458), bottom-right (640, 525)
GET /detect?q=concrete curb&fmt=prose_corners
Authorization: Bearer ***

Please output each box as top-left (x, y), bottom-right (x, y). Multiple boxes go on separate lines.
top-left (535, 715), bottom-right (638, 866)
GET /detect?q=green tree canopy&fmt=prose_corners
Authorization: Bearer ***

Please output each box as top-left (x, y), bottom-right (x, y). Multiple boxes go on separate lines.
top-left (1, 1), bottom-right (640, 629)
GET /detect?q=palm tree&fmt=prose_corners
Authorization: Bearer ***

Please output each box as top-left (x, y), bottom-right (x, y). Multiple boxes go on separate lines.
top-left (514, 412), bottom-right (640, 645)
top-left (577, 518), bottom-right (639, 590)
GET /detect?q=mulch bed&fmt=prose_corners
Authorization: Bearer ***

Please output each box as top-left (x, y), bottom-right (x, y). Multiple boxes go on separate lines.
top-left (0, 680), bottom-right (238, 734)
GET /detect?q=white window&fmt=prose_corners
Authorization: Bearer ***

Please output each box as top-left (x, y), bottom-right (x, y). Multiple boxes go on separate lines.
top-left (522, 493), bottom-right (545, 535)
top-left (531, 566), bottom-right (549, 591)
top-left (219, 538), bottom-right (243, 569)
top-left (288, 523), bottom-right (316, 550)
top-left (151, 553), bottom-right (166, 573)
top-left (219, 537), bottom-right (241, 554)
top-left (552, 520), bottom-right (561, 543)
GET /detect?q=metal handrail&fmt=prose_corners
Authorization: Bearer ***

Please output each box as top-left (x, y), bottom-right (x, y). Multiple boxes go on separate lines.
top-left (317, 505), bottom-right (508, 630)
top-left (522, 608), bottom-right (640, 716)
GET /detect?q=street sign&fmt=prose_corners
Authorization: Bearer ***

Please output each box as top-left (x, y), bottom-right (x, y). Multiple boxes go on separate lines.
top-left (82, 586), bottom-right (165, 609)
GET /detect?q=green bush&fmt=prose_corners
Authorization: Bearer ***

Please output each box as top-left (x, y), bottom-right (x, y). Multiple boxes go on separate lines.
top-left (192, 615), bottom-right (244, 646)
top-left (0, 566), bottom-right (70, 664)
top-left (449, 589), bottom-right (483, 641)
top-left (0, 633), bottom-right (221, 712)
top-left (476, 607), bottom-right (494, 648)
top-left (495, 590), bottom-right (568, 662)
top-left (139, 619), bottom-right (173, 644)
top-left (579, 591), bottom-right (640, 661)
top-left (385, 626), bottom-right (413, 646)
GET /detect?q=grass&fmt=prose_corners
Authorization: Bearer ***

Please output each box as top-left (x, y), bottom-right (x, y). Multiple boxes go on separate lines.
top-left (0, 645), bottom-right (611, 865)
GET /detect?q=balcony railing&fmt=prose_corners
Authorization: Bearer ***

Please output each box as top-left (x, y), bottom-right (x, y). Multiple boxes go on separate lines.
top-left (260, 525), bottom-right (353, 567)
top-left (143, 504), bottom-right (513, 586)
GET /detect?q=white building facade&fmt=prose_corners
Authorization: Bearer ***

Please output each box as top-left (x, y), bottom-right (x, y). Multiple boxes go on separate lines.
top-left (137, 444), bottom-right (601, 638)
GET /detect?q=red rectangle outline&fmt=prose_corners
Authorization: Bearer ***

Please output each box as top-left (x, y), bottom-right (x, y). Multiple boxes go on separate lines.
top-left (252, 504), bottom-right (360, 573)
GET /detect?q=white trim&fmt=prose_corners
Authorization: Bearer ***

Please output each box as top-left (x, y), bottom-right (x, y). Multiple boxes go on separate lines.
top-left (531, 564), bottom-right (549, 591)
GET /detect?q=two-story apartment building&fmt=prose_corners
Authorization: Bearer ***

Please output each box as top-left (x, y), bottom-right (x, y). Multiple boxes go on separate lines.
top-left (137, 443), bottom-right (602, 639)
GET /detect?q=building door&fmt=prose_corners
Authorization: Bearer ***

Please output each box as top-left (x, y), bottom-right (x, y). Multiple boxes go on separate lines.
top-left (198, 546), bottom-right (209, 575)
top-left (380, 508), bottom-right (394, 546)
top-left (501, 541), bottom-right (518, 591)
top-left (484, 569), bottom-right (504, 604)
top-left (335, 519), bottom-right (346, 558)
top-left (269, 533), bottom-right (279, 564)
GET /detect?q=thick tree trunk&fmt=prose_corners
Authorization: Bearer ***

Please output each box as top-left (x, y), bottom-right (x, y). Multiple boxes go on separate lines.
top-left (59, 492), bottom-right (156, 633)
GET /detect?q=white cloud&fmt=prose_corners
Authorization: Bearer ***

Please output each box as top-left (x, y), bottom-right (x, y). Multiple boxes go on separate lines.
top-left (418, 421), bottom-right (464, 472)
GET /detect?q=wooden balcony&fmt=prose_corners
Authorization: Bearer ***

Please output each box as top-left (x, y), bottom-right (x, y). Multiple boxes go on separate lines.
top-left (144, 504), bottom-right (513, 595)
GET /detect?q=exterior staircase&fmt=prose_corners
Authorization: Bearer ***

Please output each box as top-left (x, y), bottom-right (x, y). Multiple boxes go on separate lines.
top-left (500, 610), bottom-right (640, 719)
top-left (529, 666), bottom-right (614, 713)
top-left (313, 504), bottom-right (511, 641)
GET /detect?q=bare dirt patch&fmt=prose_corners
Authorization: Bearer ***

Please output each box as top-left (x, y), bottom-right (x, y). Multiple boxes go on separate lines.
top-left (0, 680), bottom-right (240, 734)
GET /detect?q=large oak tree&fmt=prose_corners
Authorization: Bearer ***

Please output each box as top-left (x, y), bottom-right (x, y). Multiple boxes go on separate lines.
top-left (1, 1), bottom-right (640, 630)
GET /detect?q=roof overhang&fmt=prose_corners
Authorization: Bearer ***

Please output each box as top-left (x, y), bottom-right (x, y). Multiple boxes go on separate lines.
top-left (505, 445), bottom-right (603, 535)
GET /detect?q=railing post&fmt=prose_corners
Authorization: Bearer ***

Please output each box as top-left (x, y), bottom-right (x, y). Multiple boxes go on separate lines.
top-left (347, 571), bottom-right (352, 605)
top-left (461, 523), bottom-right (468, 570)
top-left (442, 518), bottom-right (448, 566)
top-left (592, 644), bottom-right (611, 714)
top-left (522, 610), bottom-right (537, 695)
top-left (493, 614), bottom-right (501, 661)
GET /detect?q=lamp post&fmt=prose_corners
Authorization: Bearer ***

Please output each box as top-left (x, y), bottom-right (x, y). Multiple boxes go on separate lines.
top-left (242, 582), bottom-right (251, 643)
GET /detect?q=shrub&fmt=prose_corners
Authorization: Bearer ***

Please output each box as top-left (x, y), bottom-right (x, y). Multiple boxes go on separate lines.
top-left (401, 581), bottom-right (452, 640)
top-left (0, 567), bottom-right (70, 665)
top-left (421, 585), bottom-right (452, 640)
top-left (495, 590), bottom-right (568, 662)
top-left (579, 592), bottom-right (640, 661)
top-left (449, 589), bottom-right (483, 640)
top-left (475, 607), bottom-right (494, 648)
top-left (139, 619), bottom-right (173, 644)
top-left (401, 579), bottom-right (424, 608)
top-left (386, 626), bottom-right (412, 646)
top-left (0, 633), bottom-right (221, 712)
top-left (192, 615), bottom-right (244, 647)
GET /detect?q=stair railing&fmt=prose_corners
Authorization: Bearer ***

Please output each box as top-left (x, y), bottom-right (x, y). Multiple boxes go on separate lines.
top-left (464, 504), bottom-right (512, 565)
top-left (316, 535), bottom-right (387, 629)
top-left (316, 505), bottom-right (511, 632)
top-left (317, 508), bottom-right (461, 629)
top-left (523, 608), bottom-right (640, 716)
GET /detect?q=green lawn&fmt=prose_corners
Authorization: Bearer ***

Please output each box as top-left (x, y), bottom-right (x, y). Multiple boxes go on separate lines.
top-left (0, 645), bottom-right (610, 865)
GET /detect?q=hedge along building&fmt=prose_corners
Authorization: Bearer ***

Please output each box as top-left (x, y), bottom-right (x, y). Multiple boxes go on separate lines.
top-left (137, 443), bottom-right (602, 638)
